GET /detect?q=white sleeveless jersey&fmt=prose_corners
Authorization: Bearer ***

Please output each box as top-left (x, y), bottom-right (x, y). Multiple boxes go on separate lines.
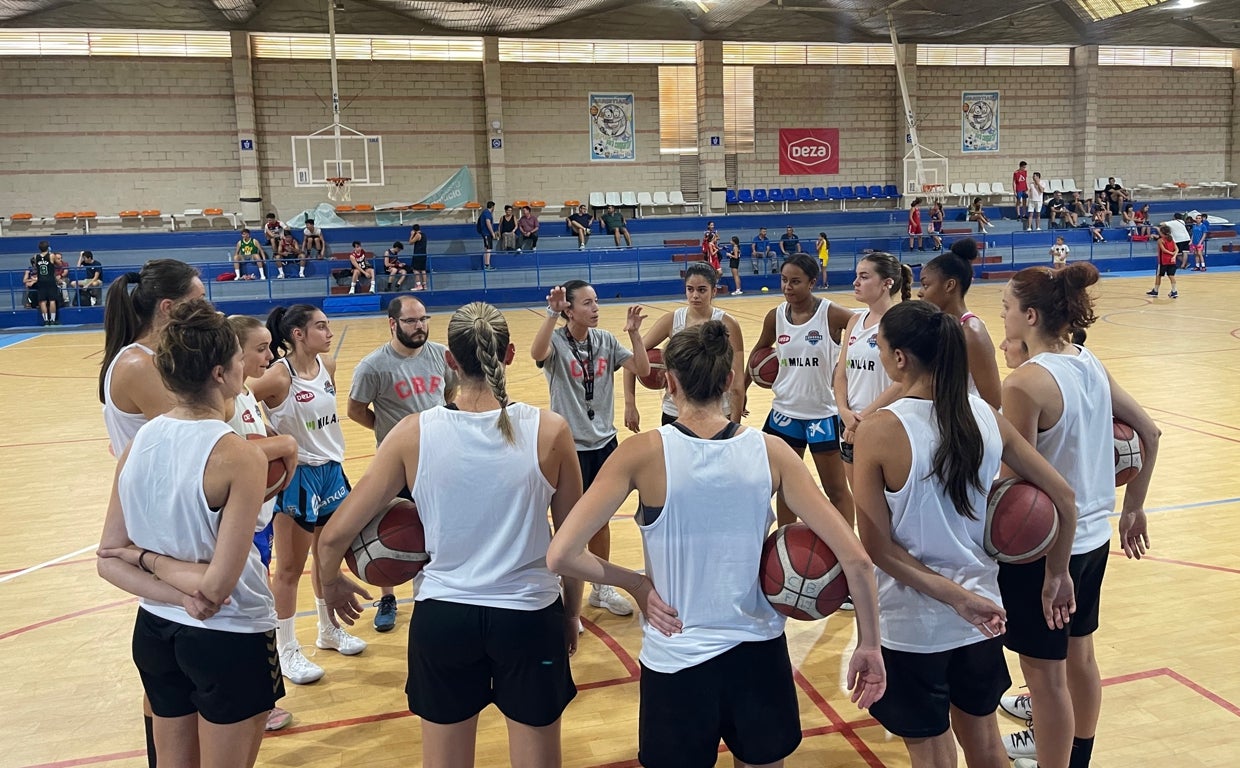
top-left (843, 310), bottom-right (891, 412)
top-left (960, 313), bottom-right (983, 399)
top-left (120, 416), bottom-right (276, 632)
top-left (772, 300), bottom-right (840, 419)
top-left (662, 307), bottom-right (729, 418)
top-left (1024, 346), bottom-right (1115, 554)
top-left (103, 342), bottom-right (154, 456)
top-left (226, 388), bottom-right (276, 531)
top-left (878, 396), bottom-right (1003, 653)
top-left (263, 356), bottom-right (345, 466)
top-left (638, 426), bottom-right (784, 673)
top-left (412, 403), bottom-right (560, 610)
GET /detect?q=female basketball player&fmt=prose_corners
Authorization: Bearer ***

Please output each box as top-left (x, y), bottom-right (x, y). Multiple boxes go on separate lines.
top-left (997, 264), bottom-right (1159, 768)
top-left (750, 253), bottom-right (857, 526)
top-left (531, 280), bottom-right (649, 620)
top-left (100, 259), bottom-right (205, 456)
top-left (917, 238), bottom-right (1002, 409)
top-left (249, 304), bottom-right (366, 686)
top-left (318, 302), bottom-right (583, 768)
top-left (833, 252), bottom-right (913, 484)
top-left (225, 315), bottom-right (299, 732)
top-left (548, 320), bottom-right (886, 768)
top-left (622, 262), bottom-right (745, 432)
top-left (96, 299), bottom-right (282, 768)
top-left (851, 300), bottom-right (1076, 768)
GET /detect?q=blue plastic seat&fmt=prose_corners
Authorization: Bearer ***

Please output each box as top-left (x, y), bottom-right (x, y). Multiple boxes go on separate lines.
top-left (738, 189), bottom-right (754, 204)
top-left (812, 186), bottom-right (829, 201)
top-left (855, 186), bottom-right (872, 201)
top-left (826, 186), bottom-right (843, 200)
top-left (839, 186), bottom-right (855, 199)
top-left (753, 188), bottom-right (769, 204)
top-left (883, 184), bottom-right (901, 199)
top-left (726, 189), bottom-right (739, 205)
top-left (781, 188), bottom-right (796, 202)
top-left (797, 187), bottom-right (812, 202)
top-left (769, 188), bottom-right (784, 203)
top-left (868, 185), bottom-right (884, 199)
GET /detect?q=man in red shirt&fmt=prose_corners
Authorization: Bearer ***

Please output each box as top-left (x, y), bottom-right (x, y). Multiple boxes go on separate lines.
top-left (1013, 161), bottom-right (1029, 226)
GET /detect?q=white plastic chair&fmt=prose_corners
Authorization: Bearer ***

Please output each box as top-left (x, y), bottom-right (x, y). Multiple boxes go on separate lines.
top-left (651, 190), bottom-right (671, 211)
top-left (1094, 178), bottom-right (1107, 192)
top-left (636, 191), bottom-right (654, 217)
top-left (963, 182), bottom-right (979, 201)
top-left (668, 190), bottom-right (702, 214)
top-left (977, 182), bottom-right (993, 200)
top-left (588, 192), bottom-right (606, 210)
top-left (620, 191), bottom-right (638, 218)
top-left (991, 181), bottom-right (1007, 200)
top-left (1048, 179), bottom-right (1064, 194)
top-left (948, 182), bottom-right (966, 206)
top-left (605, 191), bottom-right (622, 207)
top-left (1220, 181), bottom-right (1237, 197)
top-left (1063, 179), bottom-right (1081, 194)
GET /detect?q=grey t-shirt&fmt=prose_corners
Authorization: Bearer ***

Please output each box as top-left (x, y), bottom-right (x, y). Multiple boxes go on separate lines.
top-left (539, 327), bottom-right (632, 451)
top-left (349, 341), bottom-right (455, 445)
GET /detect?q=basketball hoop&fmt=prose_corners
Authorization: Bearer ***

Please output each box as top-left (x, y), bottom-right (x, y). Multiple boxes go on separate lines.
top-left (327, 177), bottom-right (352, 202)
top-left (922, 183), bottom-right (946, 198)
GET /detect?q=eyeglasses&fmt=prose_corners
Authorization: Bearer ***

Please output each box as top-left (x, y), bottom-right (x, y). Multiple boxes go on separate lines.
top-left (398, 317), bottom-right (431, 327)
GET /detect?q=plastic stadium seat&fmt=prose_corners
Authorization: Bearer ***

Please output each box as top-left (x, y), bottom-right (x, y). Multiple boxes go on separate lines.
top-left (354, 204), bottom-right (375, 212)
top-left (1063, 179), bottom-right (1081, 193)
top-left (589, 192), bottom-right (606, 209)
top-left (119, 210), bottom-right (141, 218)
top-left (1048, 179), bottom-right (1064, 193)
top-left (54, 211), bottom-right (76, 220)
top-left (811, 187), bottom-right (828, 201)
top-left (11, 212), bottom-right (34, 221)
top-left (203, 207), bottom-right (224, 216)
top-left (948, 182), bottom-right (966, 205)
top-left (563, 199), bottom-right (579, 207)
top-left (605, 191), bottom-right (622, 207)
top-left (753, 189), bottom-right (769, 204)
top-left (335, 205), bottom-right (355, 213)
top-left (738, 189), bottom-right (753, 204)
top-left (652, 191), bottom-right (671, 208)
top-left (963, 182), bottom-right (979, 199)
top-left (990, 182), bottom-right (1007, 199)
top-left (726, 190), bottom-right (739, 205)
top-left (826, 186), bottom-right (843, 200)
top-left (140, 209), bottom-right (162, 217)
top-left (668, 191), bottom-right (701, 213)
top-left (781, 188), bottom-right (796, 202)
top-left (769, 188), bottom-right (784, 203)
top-left (797, 187), bottom-right (812, 202)
top-left (839, 186), bottom-right (855, 199)
top-left (513, 200), bottom-right (529, 209)
top-left (977, 182), bottom-right (993, 199)
top-left (868, 185), bottom-right (884, 199)
top-left (883, 184), bottom-right (901, 199)
top-left (620, 191), bottom-right (638, 208)
top-left (464, 202), bottom-right (482, 209)
top-left (855, 186), bottom-right (872, 201)
top-left (636, 191), bottom-right (654, 216)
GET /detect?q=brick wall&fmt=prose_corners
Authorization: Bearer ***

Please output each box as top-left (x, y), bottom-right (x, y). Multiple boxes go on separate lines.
top-left (0, 57), bottom-right (239, 215)
top-left (498, 63), bottom-right (681, 206)
top-left (738, 65), bottom-right (900, 190)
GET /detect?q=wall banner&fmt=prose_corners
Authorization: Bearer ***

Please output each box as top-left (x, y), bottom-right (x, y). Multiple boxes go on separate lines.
top-left (778, 128), bottom-right (840, 175)
top-left (961, 91), bottom-right (1000, 153)
top-left (589, 93), bottom-right (635, 162)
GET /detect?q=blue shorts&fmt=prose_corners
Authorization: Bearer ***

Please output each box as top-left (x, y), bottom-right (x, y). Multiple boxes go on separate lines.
top-left (762, 410), bottom-right (840, 454)
top-left (253, 520), bottom-right (274, 568)
top-left (1016, 191), bottom-right (1029, 202)
top-left (276, 461), bottom-right (350, 532)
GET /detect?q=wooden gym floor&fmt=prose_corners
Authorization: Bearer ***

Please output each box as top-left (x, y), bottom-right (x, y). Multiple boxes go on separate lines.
top-left (2, 268), bottom-right (1238, 767)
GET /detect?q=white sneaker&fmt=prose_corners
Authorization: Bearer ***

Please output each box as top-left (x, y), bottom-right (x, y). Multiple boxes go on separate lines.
top-left (299, 268), bottom-right (305, 278)
top-left (1000, 691), bottom-right (1033, 720)
top-left (279, 644), bottom-right (324, 685)
top-left (348, 286), bottom-right (355, 294)
top-left (576, 617), bottom-right (585, 635)
top-left (316, 624), bottom-right (367, 656)
top-left (731, 289), bottom-right (743, 295)
top-left (1004, 725), bottom-right (1036, 760)
top-left (369, 284), bottom-right (376, 293)
top-left (588, 584), bottom-right (633, 616)
top-left (1013, 760), bottom-right (1038, 768)
top-left (839, 599), bottom-right (855, 611)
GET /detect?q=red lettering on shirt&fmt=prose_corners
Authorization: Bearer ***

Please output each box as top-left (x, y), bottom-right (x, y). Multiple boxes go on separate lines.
top-left (394, 376), bottom-right (444, 399)
top-left (568, 359), bottom-right (610, 378)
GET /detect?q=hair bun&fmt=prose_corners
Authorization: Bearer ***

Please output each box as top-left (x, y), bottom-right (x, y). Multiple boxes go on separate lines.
top-left (124, 271), bottom-right (143, 285)
top-left (699, 320), bottom-right (730, 353)
top-left (949, 238), bottom-right (979, 263)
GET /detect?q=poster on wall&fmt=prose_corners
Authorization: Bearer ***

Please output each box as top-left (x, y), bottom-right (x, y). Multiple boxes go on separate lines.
top-left (589, 93), bottom-right (636, 162)
top-left (961, 91), bottom-right (1000, 153)
top-left (778, 128), bottom-right (839, 175)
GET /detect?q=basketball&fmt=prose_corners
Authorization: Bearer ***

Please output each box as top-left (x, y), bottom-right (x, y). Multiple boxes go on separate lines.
top-left (638, 347), bottom-right (667, 390)
top-left (245, 433), bottom-right (288, 502)
top-left (984, 478), bottom-right (1059, 564)
top-left (1113, 418), bottom-right (1144, 486)
top-left (345, 498), bottom-right (429, 588)
top-left (760, 522), bottom-right (850, 620)
top-left (748, 346), bottom-right (779, 389)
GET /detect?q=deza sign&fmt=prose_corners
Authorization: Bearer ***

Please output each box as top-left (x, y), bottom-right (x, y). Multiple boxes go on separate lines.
top-left (778, 128), bottom-right (840, 175)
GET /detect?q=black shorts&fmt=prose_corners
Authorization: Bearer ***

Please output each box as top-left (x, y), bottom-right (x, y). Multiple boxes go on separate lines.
top-left (997, 541), bottom-right (1109, 661)
top-left (762, 410), bottom-right (841, 455)
top-left (410, 254), bottom-right (428, 271)
top-left (482, 235), bottom-right (494, 249)
top-left (639, 635), bottom-right (801, 768)
top-left (839, 440), bottom-right (855, 464)
top-left (35, 282), bottom-right (59, 303)
top-left (728, 257), bottom-right (741, 270)
top-left (869, 638), bottom-right (1010, 739)
top-left (1158, 263), bottom-right (1178, 277)
top-left (577, 436), bottom-right (618, 491)
top-left (132, 608), bottom-right (283, 724)
top-left (406, 598), bottom-right (576, 727)
top-left (1175, 240), bottom-right (1190, 254)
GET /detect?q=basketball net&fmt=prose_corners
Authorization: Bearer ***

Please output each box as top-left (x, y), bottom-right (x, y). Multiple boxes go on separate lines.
top-left (327, 177), bottom-right (352, 202)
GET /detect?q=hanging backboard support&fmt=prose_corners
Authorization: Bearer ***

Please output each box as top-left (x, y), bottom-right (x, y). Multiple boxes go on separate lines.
top-left (292, 123), bottom-right (385, 188)
top-left (903, 147), bottom-right (948, 198)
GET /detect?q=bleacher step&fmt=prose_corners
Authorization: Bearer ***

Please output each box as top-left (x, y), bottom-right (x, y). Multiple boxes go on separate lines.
top-left (324, 294), bottom-right (381, 313)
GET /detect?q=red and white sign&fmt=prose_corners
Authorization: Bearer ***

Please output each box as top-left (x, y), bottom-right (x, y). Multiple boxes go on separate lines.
top-left (778, 128), bottom-right (839, 176)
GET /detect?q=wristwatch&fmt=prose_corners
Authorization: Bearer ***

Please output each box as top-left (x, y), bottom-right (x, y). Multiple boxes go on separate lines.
top-left (545, 306), bottom-right (560, 318)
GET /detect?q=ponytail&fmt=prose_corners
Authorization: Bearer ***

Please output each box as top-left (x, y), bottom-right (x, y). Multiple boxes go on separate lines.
top-left (99, 261), bottom-right (198, 403)
top-left (447, 302), bottom-right (515, 444)
top-left (266, 303), bottom-right (318, 360)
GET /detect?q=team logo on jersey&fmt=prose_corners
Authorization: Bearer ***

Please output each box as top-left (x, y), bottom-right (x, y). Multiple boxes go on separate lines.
top-left (324, 380), bottom-right (336, 395)
top-left (771, 412), bottom-right (793, 428)
top-left (294, 391), bottom-right (315, 403)
top-left (242, 409), bottom-right (256, 423)
top-left (805, 330), bottom-right (823, 346)
top-left (777, 334), bottom-right (791, 344)
top-left (868, 335), bottom-right (878, 348)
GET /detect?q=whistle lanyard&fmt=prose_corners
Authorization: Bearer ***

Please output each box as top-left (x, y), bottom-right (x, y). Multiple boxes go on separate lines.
top-left (565, 327), bottom-right (596, 420)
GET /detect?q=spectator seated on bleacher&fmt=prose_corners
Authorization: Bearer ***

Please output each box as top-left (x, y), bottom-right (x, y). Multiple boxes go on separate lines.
top-left (567, 204), bottom-right (593, 250)
top-left (71, 250), bottom-right (104, 306)
top-left (751, 227), bottom-right (777, 274)
top-left (600, 205), bottom-right (632, 247)
top-left (275, 231), bottom-right (306, 279)
top-left (233, 228), bottom-right (267, 280)
top-left (1047, 192), bottom-right (1075, 228)
top-left (498, 205), bottom-right (518, 251)
top-left (517, 206), bottom-right (540, 252)
top-left (262, 212), bottom-right (285, 247)
top-left (1103, 177), bottom-right (1130, 216)
top-left (302, 219), bottom-right (328, 258)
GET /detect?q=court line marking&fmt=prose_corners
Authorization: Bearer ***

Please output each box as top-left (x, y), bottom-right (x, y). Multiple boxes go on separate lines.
top-left (1109, 550), bottom-right (1240, 576)
top-left (0, 544), bottom-right (97, 585)
top-left (0, 333), bottom-right (40, 350)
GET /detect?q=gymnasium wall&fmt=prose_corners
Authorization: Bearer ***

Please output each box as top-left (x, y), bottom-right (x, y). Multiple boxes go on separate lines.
top-left (1, 48), bottom-right (1236, 219)
top-left (0, 56), bottom-right (240, 215)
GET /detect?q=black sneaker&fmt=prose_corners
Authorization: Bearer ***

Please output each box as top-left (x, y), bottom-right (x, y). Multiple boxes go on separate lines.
top-left (373, 594), bottom-right (397, 632)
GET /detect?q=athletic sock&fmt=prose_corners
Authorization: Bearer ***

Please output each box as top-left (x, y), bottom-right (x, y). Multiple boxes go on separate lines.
top-left (1068, 736), bottom-right (1095, 768)
top-left (234, 269), bottom-right (241, 278)
top-left (316, 598), bottom-right (332, 629)
top-left (276, 615), bottom-right (296, 651)
top-left (144, 714), bottom-right (157, 768)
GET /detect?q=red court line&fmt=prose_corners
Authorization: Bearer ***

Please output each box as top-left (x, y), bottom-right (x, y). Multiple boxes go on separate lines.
top-left (0, 436), bottom-right (108, 449)
top-left (0, 597), bottom-right (135, 641)
top-left (1143, 406), bottom-right (1240, 434)
top-left (581, 617), bottom-right (642, 679)
top-left (1101, 667), bottom-right (1240, 718)
top-left (0, 557), bottom-right (94, 576)
top-left (1109, 550), bottom-right (1240, 575)
top-left (793, 668), bottom-right (887, 768)
top-left (20, 749), bottom-right (145, 768)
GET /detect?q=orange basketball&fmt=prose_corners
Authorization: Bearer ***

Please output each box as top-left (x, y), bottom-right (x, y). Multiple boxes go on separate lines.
top-left (984, 478), bottom-right (1059, 564)
top-left (760, 523), bottom-right (850, 620)
top-left (748, 346), bottom-right (779, 389)
top-left (345, 498), bottom-right (428, 588)
top-left (638, 348), bottom-right (667, 390)
top-left (1113, 418), bottom-right (1144, 487)
top-left (246, 433), bottom-right (288, 502)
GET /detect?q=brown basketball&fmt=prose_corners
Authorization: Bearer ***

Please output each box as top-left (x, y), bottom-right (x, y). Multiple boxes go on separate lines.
top-left (984, 478), bottom-right (1059, 564)
top-left (245, 433), bottom-right (287, 502)
top-left (760, 522), bottom-right (850, 620)
top-left (345, 498), bottom-right (428, 588)
top-left (638, 347), bottom-right (667, 390)
top-left (1113, 418), bottom-right (1144, 487)
top-left (748, 346), bottom-right (780, 389)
